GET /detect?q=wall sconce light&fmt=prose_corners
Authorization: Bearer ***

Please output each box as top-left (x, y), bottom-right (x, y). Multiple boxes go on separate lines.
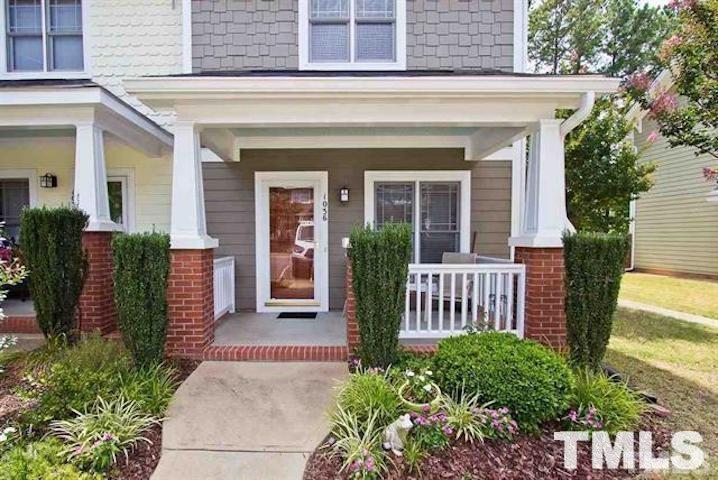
top-left (39, 173), bottom-right (57, 188)
top-left (339, 186), bottom-right (350, 203)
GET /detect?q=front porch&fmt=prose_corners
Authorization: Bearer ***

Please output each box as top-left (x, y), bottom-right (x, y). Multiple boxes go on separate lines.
top-left (125, 72), bottom-right (620, 360)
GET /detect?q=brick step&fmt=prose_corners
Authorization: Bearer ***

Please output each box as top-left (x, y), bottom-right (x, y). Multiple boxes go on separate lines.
top-left (202, 345), bottom-right (349, 362)
top-left (0, 315), bottom-right (41, 334)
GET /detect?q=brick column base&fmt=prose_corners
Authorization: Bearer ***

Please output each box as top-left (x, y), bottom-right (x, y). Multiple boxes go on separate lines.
top-left (166, 249), bottom-right (215, 359)
top-left (514, 247), bottom-right (567, 350)
top-left (345, 254), bottom-right (360, 355)
top-left (78, 231), bottom-right (116, 335)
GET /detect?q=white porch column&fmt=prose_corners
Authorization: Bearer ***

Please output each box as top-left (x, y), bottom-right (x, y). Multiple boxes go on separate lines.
top-left (509, 118), bottom-right (573, 248)
top-left (74, 123), bottom-right (120, 231)
top-left (170, 121), bottom-right (218, 249)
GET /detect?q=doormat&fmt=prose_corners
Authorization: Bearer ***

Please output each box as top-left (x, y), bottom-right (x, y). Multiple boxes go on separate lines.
top-left (277, 312), bottom-right (317, 319)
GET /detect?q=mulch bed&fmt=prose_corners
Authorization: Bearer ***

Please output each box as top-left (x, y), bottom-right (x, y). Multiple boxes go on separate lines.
top-left (304, 414), bottom-right (672, 480)
top-left (1, 353), bottom-right (200, 480)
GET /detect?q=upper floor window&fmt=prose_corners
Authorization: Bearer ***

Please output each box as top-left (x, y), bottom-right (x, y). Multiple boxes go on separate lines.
top-left (5, 0), bottom-right (84, 73)
top-left (300, 0), bottom-right (406, 70)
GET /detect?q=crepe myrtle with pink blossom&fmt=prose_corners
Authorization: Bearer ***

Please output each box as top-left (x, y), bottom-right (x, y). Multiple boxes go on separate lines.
top-left (626, 0), bottom-right (718, 161)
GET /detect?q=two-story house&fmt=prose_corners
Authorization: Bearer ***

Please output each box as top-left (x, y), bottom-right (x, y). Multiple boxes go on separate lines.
top-left (1, 0), bottom-right (619, 362)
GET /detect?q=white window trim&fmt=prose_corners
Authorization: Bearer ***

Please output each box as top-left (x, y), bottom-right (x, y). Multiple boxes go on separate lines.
top-left (298, 0), bottom-right (407, 71)
top-left (364, 170), bottom-right (471, 263)
top-left (0, 168), bottom-right (39, 207)
top-left (0, 0), bottom-right (91, 79)
top-left (107, 168), bottom-right (136, 233)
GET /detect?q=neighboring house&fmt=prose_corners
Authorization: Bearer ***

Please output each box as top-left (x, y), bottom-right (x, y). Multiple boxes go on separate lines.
top-left (0, 0), bottom-right (619, 361)
top-left (627, 72), bottom-right (718, 280)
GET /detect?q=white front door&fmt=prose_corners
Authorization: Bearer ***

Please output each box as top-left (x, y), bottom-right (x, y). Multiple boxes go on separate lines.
top-left (255, 171), bottom-right (329, 312)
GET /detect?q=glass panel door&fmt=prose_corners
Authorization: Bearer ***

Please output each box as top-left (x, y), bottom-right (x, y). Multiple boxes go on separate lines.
top-left (0, 179), bottom-right (30, 242)
top-left (269, 186), bottom-right (316, 301)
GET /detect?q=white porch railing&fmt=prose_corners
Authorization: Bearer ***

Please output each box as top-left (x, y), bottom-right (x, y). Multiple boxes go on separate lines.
top-left (401, 263), bottom-right (526, 339)
top-left (213, 256), bottom-right (236, 321)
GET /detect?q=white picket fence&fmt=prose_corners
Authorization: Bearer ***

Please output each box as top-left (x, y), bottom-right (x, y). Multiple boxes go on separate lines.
top-left (213, 256), bottom-right (236, 321)
top-left (401, 262), bottom-right (526, 339)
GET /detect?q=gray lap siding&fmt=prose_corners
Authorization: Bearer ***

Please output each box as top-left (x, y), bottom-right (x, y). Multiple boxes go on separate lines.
top-left (203, 148), bottom-right (512, 311)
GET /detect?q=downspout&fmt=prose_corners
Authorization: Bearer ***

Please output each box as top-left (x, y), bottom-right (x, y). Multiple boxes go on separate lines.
top-left (560, 91), bottom-right (595, 138)
top-left (558, 91), bottom-right (596, 233)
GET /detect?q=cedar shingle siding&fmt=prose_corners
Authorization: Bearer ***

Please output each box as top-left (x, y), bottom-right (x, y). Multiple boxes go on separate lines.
top-left (191, 0), bottom-right (514, 72)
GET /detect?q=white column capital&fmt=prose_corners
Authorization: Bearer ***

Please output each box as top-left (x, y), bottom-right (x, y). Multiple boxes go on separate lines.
top-left (509, 118), bottom-right (573, 248)
top-left (170, 122), bottom-right (218, 250)
top-left (74, 123), bottom-right (122, 232)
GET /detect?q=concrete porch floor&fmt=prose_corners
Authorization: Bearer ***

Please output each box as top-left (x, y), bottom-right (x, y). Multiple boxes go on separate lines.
top-left (213, 311), bottom-right (346, 346)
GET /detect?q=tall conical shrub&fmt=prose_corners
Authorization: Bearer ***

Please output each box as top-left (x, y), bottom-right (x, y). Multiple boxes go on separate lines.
top-left (563, 232), bottom-right (629, 370)
top-left (349, 223), bottom-right (412, 368)
top-left (20, 207), bottom-right (88, 338)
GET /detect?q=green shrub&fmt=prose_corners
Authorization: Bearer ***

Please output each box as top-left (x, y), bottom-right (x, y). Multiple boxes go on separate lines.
top-left (349, 223), bottom-right (412, 368)
top-left (22, 335), bottom-right (131, 425)
top-left (20, 207), bottom-right (88, 338)
top-left (433, 332), bottom-right (573, 432)
top-left (565, 369), bottom-right (645, 435)
top-left (0, 438), bottom-right (99, 480)
top-left (50, 396), bottom-right (158, 473)
top-left (563, 232), bottom-right (629, 370)
top-left (112, 233), bottom-right (171, 367)
top-left (335, 370), bottom-right (402, 427)
top-left (119, 363), bottom-right (178, 416)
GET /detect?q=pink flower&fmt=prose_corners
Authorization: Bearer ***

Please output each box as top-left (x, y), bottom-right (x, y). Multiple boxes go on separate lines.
top-left (647, 131), bottom-right (659, 143)
top-left (627, 72), bottom-right (652, 93)
top-left (421, 404), bottom-right (431, 413)
top-left (442, 426), bottom-right (454, 436)
top-left (649, 91), bottom-right (678, 118)
top-left (703, 167), bottom-right (718, 181)
top-left (667, 0), bottom-right (697, 11)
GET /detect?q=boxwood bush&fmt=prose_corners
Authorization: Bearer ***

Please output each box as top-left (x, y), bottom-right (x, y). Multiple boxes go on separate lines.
top-left (19, 207), bottom-right (88, 338)
top-left (112, 233), bottom-right (170, 367)
top-left (433, 332), bottom-right (573, 431)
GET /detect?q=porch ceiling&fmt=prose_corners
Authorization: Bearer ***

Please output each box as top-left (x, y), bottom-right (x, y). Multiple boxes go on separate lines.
top-left (0, 82), bottom-right (172, 157)
top-left (199, 125), bottom-right (526, 162)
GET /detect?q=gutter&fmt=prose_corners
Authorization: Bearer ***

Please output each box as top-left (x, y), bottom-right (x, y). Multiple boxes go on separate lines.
top-left (560, 91), bottom-right (595, 138)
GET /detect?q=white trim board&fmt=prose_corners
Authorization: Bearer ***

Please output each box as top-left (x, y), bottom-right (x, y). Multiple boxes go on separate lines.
top-left (298, 0), bottom-right (407, 71)
top-left (254, 171), bottom-right (330, 313)
top-left (364, 170), bottom-right (471, 261)
top-left (0, 168), bottom-right (39, 207)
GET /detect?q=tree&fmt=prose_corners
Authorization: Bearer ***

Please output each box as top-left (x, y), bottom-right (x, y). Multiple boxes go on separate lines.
top-left (627, 0), bottom-right (718, 159)
top-left (603, 0), bottom-right (676, 77)
top-left (529, 0), bottom-right (573, 74)
top-left (564, 98), bottom-right (655, 233)
top-left (529, 0), bottom-right (674, 76)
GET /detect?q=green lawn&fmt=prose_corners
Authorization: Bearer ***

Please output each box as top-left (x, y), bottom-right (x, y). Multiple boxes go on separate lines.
top-left (606, 308), bottom-right (718, 475)
top-left (619, 273), bottom-right (718, 319)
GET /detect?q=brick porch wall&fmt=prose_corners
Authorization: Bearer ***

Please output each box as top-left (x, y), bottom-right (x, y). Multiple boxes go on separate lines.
top-left (166, 249), bottom-right (215, 359)
top-left (77, 231), bottom-right (117, 335)
top-left (345, 255), bottom-right (360, 355)
top-left (514, 247), bottom-right (567, 350)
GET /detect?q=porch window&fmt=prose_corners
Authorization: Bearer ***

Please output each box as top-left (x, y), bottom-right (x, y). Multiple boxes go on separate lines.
top-left (5, 0), bottom-right (84, 72)
top-left (368, 171), bottom-right (470, 263)
top-left (300, 0), bottom-right (406, 70)
top-left (0, 178), bottom-right (30, 242)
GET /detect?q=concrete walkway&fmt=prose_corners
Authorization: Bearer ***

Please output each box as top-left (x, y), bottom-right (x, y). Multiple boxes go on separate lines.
top-left (618, 299), bottom-right (718, 329)
top-left (152, 361), bottom-right (347, 480)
